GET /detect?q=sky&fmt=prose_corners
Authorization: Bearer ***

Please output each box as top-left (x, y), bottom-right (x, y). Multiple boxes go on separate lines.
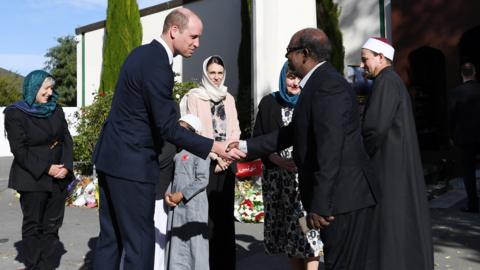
top-left (0, 0), bottom-right (167, 76)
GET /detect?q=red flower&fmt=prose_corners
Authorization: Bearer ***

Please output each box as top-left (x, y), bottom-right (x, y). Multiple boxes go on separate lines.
top-left (98, 91), bottom-right (106, 97)
top-left (255, 211), bottom-right (265, 221)
top-left (241, 199), bottom-right (253, 208)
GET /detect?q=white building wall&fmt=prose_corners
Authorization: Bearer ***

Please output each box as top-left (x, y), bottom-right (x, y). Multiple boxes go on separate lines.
top-left (335, 0), bottom-right (389, 69)
top-left (76, 0), bottom-right (241, 108)
top-left (252, 0), bottom-right (317, 114)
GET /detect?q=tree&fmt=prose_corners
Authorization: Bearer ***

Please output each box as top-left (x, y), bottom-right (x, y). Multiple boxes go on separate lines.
top-left (99, 0), bottom-right (142, 94)
top-left (45, 36), bottom-right (77, 106)
top-left (0, 71), bottom-right (22, 106)
top-left (73, 0), bottom-right (142, 169)
top-left (316, 0), bottom-right (345, 73)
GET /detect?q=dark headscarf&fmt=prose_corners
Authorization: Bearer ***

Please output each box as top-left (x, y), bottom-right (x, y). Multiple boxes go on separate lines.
top-left (4, 70), bottom-right (58, 118)
top-left (273, 61), bottom-right (299, 108)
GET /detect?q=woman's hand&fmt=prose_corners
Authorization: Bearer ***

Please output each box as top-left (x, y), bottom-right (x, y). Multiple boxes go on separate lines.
top-left (268, 153), bottom-right (297, 172)
top-left (48, 164), bottom-right (68, 179)
top-left (214, 158), bottom-right (231, 173)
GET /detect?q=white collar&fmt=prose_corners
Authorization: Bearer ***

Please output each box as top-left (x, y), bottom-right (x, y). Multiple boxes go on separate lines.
top-left (156, 38), bottom-right (173, 65)
top-left (299, 61), bottom-right (326, 88)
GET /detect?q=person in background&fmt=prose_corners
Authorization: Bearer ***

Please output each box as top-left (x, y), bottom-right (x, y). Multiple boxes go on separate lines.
top-left (360, 37), bottom-right (433, 270)
top-left (164, 114), bottom-right (210, 270)
top-left (180, 55), bottom-right (241, 270)
top-left (448, 62), bottom-right (480, 213)
top-left (253, 62), bottom-right (322, 270)
top-left (4, 70), bottom-right (73, 270)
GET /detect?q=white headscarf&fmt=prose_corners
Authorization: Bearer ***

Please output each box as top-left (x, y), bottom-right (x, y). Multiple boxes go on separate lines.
top-left (180, 56), bottom-right (228, 115)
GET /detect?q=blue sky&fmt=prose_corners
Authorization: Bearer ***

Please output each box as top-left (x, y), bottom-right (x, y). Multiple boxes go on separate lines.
top-left (0, 0), bottom-right (166, 76)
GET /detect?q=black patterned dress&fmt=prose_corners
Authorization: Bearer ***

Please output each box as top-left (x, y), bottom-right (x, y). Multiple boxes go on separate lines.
top-left (261, 106), bottom-right (323, 258)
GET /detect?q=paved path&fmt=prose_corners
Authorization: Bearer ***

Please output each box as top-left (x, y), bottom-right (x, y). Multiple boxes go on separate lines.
top-left (0, 179), bottom-right (479, 270)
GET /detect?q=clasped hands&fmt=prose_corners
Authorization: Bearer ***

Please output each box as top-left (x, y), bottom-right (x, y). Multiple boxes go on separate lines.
top-left (212, 140), bottom-right (245, 161)
top-left (48, 164), bottom-right (68, 179)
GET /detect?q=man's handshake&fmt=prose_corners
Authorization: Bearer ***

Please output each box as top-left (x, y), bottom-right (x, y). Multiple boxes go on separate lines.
top-left (212, 140), bottom-right (246, 161)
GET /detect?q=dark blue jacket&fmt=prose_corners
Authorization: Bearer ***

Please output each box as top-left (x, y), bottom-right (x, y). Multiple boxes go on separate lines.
top-left (93, 40), bottom-right (212, 183)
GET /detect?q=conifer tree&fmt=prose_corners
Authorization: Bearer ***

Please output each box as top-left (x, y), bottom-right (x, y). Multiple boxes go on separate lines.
top-left (99, 0), bottom-right (142, 94)
top-left (317, 0), bottom-right (345, 73)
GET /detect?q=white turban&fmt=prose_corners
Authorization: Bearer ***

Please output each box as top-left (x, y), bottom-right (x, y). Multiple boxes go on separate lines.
top-left (362, 37), bottom-right (395, 61)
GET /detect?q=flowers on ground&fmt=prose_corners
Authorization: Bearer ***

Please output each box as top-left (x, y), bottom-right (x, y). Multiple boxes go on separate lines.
top-left (234, 177), bottom-right (264, 223)
top-left (66, 172), bottom-right (98, 208)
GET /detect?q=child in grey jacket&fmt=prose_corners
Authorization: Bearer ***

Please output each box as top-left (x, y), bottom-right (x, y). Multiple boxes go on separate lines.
top-left (165, 114), bottom-right (211, 270)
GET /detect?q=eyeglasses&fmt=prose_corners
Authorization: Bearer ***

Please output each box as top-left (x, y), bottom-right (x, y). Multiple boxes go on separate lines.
top-left (285, 46), bottom-right (304, 58)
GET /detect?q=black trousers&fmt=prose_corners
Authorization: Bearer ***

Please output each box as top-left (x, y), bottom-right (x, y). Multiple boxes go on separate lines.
top-left (93, 172), bottom-right (156, 270)
top-left (459, 144), bottom-right (480, 210)
top-left (321, 206), bottom-right (374, 270)
top-left (207, 164), bottom-right (236, 270)
top-left (19, 189), bottom-right (66, 270)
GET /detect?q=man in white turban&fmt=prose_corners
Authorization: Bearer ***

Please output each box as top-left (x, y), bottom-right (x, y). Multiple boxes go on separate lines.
top-left (360, 37), bottom-right (434, 270)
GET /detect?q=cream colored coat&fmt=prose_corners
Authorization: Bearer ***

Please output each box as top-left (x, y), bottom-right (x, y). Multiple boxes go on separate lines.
top-left (182, 92), bottom-right (241, 141)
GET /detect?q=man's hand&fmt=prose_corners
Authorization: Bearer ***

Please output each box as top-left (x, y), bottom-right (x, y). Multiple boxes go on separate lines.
top-left (307, 212), bottom-right (334, 229)
top-left (268, 153), bottom-right (297, 172)
top-left (212, 141), bottom-right (246, 160)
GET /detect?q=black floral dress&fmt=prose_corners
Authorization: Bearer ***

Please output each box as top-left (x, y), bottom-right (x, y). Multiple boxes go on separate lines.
top-left (262, 107), bottom-right (323, 258)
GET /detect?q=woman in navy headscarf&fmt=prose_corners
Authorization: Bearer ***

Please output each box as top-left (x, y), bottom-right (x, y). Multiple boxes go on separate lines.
top-left (4, 70), bottom-right (73, 270)
top-left (253, 62), bottom-right (322, 270)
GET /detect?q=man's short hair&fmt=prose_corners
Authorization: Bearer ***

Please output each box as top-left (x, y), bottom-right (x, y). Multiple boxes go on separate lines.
top-left (296, 30), bottom-right (332, 62)
top-left (461, 62), bottom-right (476, 78)
top-left (162, 9), bottom-right (189, 34)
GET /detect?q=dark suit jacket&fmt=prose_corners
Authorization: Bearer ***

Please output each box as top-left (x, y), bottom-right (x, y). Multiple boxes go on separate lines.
top-left (93, 40), bottom-right (213, 183)
top-left (247, 62), bottom-right (377, 216)
top-left (448, 80), bottom-right (480, 146)
top-left (5, 107), bottom-right (73, 192)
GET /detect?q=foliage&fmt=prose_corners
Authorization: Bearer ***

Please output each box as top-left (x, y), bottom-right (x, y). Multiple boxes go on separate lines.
top-left (45, 36), bottom-right (77, 106)
top-left (236, 0), bottom-right (253, 139)
top-left (0, 70), bottom-right (22, 106)
top-left (99, 0), bottom-right (142, 94)
top-left (73, 91), bottom-right (113, 174)
top-left (173, 75), bottom-right (198, 102)
top-left (316, 0), bottom-right (345, 73)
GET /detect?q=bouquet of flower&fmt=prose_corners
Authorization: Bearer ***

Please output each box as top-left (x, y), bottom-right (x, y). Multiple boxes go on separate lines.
top-left (234, 177), bottom-right (264, 223)
top-left (66, 172), bottom-right (99, 208)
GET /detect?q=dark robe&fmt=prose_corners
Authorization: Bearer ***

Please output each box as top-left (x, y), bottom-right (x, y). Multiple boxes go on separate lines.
top-left (362, 66), bottom-right (434, 270)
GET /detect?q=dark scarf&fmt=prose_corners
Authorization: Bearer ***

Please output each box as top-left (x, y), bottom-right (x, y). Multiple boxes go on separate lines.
top-left (4, 70), bottom-right (58, 118)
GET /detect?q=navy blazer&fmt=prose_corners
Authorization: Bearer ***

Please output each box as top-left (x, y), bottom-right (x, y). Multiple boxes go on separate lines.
top-left (93, 40), bottom-right (213, 183)
top-left (5, 107), bottom-right (73, 192)
top-left (247, 62), bottom-right (378, 216)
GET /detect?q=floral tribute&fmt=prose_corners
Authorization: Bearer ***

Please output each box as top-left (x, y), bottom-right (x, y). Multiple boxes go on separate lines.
top-left (234, 177), bottom-right (264, 223)
top-left (66, 172), bottom-right (99, 208)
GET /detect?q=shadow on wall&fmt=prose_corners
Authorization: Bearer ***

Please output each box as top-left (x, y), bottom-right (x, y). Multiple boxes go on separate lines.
top-left (459, 25), bottom-right (480, 76)
top-left (392, 0), bottom-right (480, 90)
top-left (408, 46), bottom-right (448, 150)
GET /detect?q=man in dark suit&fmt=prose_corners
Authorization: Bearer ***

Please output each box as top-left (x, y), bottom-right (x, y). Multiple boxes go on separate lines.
top-left (449, 62), bottom-right (480, 213)
top-left (92, 8), bottom-right (244, 270)
top-left (242, 28), bottom-right (378, 270)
